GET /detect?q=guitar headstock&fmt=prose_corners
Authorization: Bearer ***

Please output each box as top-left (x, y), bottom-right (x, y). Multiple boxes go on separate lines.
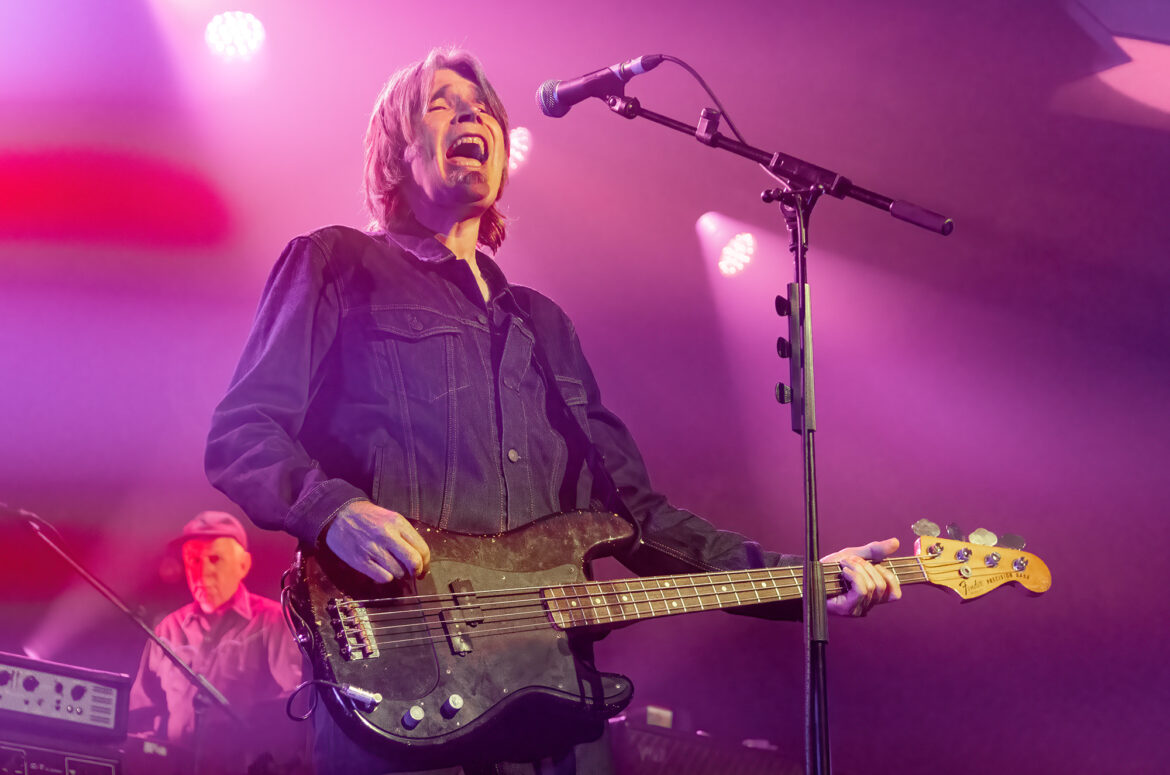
top-left (914, 536), bottom-right (1051, 600)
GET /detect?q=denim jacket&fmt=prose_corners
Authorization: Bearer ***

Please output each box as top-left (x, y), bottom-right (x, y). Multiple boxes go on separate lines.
top-left (205, 225), bottom-right (799, 594)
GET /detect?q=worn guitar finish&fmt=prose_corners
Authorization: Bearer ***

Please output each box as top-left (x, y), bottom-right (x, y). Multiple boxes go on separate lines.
top-left (287, 511), bottom-right (1051, 768)
top-left (289, 511), bottom-right (639, 768)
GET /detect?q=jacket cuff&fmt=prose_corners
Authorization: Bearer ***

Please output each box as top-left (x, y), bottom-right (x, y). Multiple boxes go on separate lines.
top-left (286, 478), bottom-right (368, 545)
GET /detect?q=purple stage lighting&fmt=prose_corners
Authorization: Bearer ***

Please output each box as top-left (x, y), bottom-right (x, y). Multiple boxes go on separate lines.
top-left (509, 127), bottom-right (532, 173)
top-left (1098, 36), bottom-right (1170, 116)
top-left (204, 11), bottom-right (266, 62)
top-left (718, 232), bottom-right (756, 276)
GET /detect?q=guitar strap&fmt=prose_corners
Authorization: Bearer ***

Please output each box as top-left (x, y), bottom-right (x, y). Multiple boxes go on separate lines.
top-left (511, 300), bottom-right (638, 529)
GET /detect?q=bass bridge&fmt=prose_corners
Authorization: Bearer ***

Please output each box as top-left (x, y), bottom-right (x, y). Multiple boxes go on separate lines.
top-left (328, 596), bottom-right (380, 661)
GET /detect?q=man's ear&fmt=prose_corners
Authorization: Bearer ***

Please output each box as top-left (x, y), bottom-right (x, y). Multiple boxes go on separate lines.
top-left (240, 548), bottom-right (253, 578)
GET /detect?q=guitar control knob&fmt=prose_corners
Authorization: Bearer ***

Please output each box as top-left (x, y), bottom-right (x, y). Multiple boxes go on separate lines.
top-left (984, 552), bottom-right (1001, 568)
top-left (441, 694), bottom-right (464, 719)
top-left (401, 705), bottom-right (424, 730)
top-left (23, 675), bottom-right (39, 692)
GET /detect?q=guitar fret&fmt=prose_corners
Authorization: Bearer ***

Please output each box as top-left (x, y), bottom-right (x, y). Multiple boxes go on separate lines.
top-left (553, 584), bottom-right (589, 629)
top-left (704, 576), bottom-right (721, 610)
top-left (714, 574), bottom-right (738, 609)
top-left (585, 582), bottom-right (603, 625)
top-left (617, 580), bottom-right (639, 621)
top-left (584, 581), bottom-right (629, 625)
top-left (636, 577), bottom-right (662, 618)
top-left (662, 578), bottom-right (685, 613)
top-left (606, 582), bottom-right (627, 624)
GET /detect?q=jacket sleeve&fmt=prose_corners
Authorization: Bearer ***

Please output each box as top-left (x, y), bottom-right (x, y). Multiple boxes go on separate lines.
top-left (205, 235), bottom-right (367, 544)
top-left (568, 325), bottom-right (804, 621)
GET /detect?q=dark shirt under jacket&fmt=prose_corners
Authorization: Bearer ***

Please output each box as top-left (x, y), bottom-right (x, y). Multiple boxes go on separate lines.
top-left (205, 224), bottom-right (799, 589)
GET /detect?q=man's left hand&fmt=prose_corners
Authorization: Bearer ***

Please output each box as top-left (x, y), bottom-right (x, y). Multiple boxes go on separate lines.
top-left (821, 537), bottom-right (902, 617)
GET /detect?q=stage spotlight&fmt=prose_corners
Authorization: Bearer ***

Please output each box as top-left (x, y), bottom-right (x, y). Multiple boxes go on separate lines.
top-left (718, 232), bottom-right (757, 277)
top-left (204, 11), bottom-right (266, 62)
top-left (509, 127), bottom-right (532, 172)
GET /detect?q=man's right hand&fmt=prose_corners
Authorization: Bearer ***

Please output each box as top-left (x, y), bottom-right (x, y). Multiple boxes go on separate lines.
top-left (324, 500), bottom-right (432, 582)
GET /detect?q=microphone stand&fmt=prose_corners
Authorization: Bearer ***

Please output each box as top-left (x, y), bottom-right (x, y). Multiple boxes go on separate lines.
top-left (0, 503), bottom-right (243, 772)
top-left (599, 94), bottom-right (952, 775)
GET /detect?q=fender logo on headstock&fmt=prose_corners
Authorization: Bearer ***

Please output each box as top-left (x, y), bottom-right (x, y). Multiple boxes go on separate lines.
top-left (957, 569), bottom-right (1028, 597)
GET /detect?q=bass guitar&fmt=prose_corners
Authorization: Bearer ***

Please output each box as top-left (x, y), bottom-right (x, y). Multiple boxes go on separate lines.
top-left (285, 510), bottom-right (1050, 768)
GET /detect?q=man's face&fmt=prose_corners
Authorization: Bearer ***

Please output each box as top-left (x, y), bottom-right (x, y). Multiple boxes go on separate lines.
top-left (182, 537), bottom-right (251, 614)
top-left (404, 68), bottom-right (506, 219)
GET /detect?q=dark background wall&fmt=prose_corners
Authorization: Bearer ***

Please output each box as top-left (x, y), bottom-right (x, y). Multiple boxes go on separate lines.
top-left (2, 1), bottom-right (1168, 772)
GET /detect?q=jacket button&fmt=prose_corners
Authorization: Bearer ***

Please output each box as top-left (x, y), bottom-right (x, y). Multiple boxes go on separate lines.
top-left (408, 315), bottom-right (423, 331)
top-left (476, 314), bottom-right (487, 325)
top-left (506, 449), bottom-right (520, 463)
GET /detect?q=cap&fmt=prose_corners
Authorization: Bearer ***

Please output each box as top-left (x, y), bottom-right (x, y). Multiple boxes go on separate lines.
top-left (173, 511), bottom-right (248, 550)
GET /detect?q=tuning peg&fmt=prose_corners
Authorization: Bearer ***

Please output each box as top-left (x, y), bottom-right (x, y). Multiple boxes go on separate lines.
top-left (968, 528), bottom-right (997, 546)
top-left (911, 519), bottom-right (940, 538)
top-left (998, 533), bottom-right (1026, 550)
top-left (945, 522), bottom-right (964, 541)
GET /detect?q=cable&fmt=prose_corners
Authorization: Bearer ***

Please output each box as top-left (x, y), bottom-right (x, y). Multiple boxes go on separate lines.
top-left (660, 54), bottom-right (796, 192)
top-left (660, 55), bottom-right (750, 145)
top-left (285, 679), bottom-right (384, 721)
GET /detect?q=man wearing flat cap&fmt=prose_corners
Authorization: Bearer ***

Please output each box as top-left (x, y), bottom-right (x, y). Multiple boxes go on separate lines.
top-left (129, 511), bottom-right (307, 771)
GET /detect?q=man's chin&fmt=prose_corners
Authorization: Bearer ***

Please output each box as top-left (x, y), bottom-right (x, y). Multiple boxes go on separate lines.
top-left (448, 171), bottom-right (496, 203)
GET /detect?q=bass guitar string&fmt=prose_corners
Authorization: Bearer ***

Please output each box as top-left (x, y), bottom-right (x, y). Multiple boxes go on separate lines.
top-left (338, 556), bottom-right (933, 609)
top-left (343, 558), bottom-right (936, 631)
top-left (359, 575), bottom-right (865, 651)
top-left (358, 549), bottom-right (1025, 651)
top-left (314, 556), bottom-right (1022, 652)
top-left (348, 563), bottom-right (936, 650)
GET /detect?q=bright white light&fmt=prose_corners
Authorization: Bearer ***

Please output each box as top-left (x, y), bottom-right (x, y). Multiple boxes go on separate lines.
top-left (718, 232), bottom-right (756, 276)
top-left (508, 127), bottom-right (532, 172)
top-left (205, 11), bottom-right (266, 62)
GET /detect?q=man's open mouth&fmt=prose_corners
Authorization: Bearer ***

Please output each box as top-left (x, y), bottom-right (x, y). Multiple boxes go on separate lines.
top-left (446, 135), bottom-right (487, 163)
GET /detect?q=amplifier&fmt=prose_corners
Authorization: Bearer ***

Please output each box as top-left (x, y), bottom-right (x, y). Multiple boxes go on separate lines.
top-left (0, 651), bottom-right (129, 742)
top-left (0, 735), bottom-right (122, 775)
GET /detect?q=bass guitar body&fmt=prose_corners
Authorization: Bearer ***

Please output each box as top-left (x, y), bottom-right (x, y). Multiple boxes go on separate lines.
top-left (288, 511), bottom-right (637, 769)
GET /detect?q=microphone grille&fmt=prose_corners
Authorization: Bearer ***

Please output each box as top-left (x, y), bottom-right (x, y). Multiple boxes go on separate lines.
top-left (535, 79), bottom-right (569, 118)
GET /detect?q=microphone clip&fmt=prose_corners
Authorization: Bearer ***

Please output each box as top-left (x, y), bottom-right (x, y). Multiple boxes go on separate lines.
top-left (605, 95), bottom-right (640, 119)
top-left (695, 108), bottom-right (721, 146)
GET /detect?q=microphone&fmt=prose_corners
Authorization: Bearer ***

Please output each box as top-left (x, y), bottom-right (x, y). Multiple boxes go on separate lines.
top-left (536, 55), bottom-right (664, 118)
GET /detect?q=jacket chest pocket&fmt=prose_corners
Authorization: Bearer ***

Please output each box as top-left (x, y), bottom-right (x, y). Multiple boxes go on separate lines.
top-left (368, 308), bottom-right (471, 403)
top-left (554, 375), bottom-right (592, 440)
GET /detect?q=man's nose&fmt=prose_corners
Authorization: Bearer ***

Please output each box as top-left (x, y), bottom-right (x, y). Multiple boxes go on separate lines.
top-left (453, 102), bottom-right (483, 124)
